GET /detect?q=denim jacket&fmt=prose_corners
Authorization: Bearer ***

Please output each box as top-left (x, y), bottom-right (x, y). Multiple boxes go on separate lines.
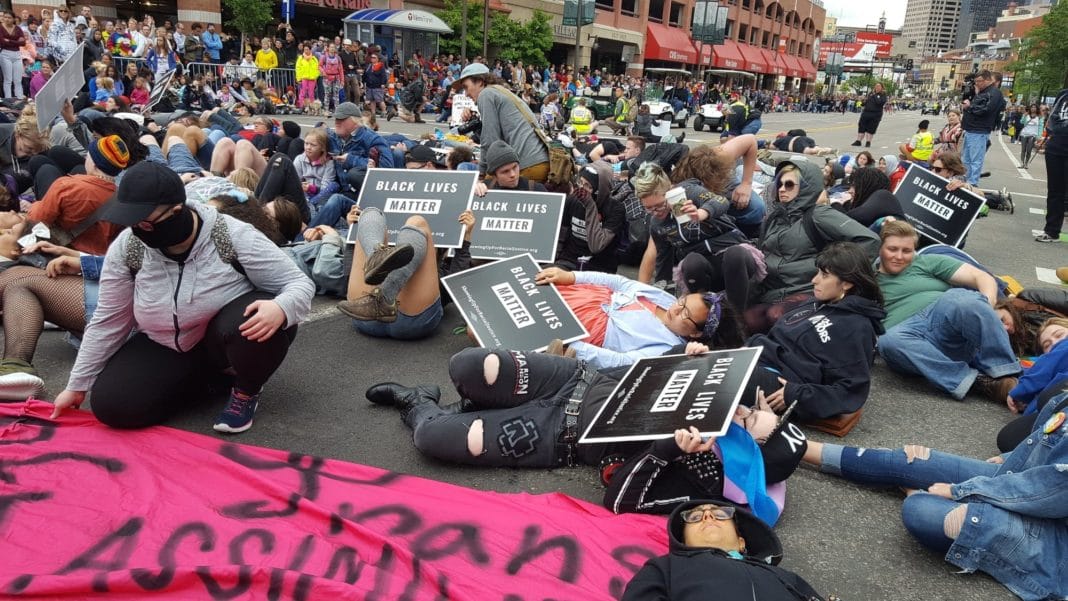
top-left (567, 272), bottom-right (683, 370)
top-left (947, 391), bottom-right (1068, 600)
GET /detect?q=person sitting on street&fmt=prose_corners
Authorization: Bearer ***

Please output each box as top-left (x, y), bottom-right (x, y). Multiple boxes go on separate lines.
top-left (567, 96), bottom-right (597, 137)
top-left (555, 162), bottom-right (625, 273)
top-left (875, 220), bottom-right (1022, 405)
top-left (326, 101), bottom-right (394, 196)
top-left (899, 119), bottom-right (935, 164)
top-left (476, 140), bottom-right (547, 193)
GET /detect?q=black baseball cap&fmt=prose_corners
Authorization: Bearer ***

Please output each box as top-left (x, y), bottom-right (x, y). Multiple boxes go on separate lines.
top-left (406, 144), bottom-right (445, 167)
top-left (99, 162), bottom-right (187, 226)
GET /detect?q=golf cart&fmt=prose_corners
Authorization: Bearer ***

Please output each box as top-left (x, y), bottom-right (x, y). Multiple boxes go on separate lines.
top-left (641, 68), bottom-right (693, 127)
top-left (692, 69), bottom-right (756, 132)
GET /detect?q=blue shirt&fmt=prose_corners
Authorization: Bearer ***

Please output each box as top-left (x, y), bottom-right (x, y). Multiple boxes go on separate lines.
top-left (567, 271), bottom-right (684, 370)
top-left (1011, 341), bottom-right (1068, 414)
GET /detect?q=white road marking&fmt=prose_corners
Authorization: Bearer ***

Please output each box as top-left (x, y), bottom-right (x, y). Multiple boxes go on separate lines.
top-left (997, 133), bottom-right (1032, 180)
top-left (1030, 207), bottom-right (1047, 215)
top-left (1015, 192), bottom-right (1046, 199)
top-left (1036, 267), bottom-right (1067, 286)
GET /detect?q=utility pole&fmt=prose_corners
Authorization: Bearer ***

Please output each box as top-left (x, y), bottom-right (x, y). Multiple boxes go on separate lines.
top-left (482, 0), bottom-right (490, 59)
top-left (461, 0), bottom-right (467, 62)
top-left (574, 2), bottom-right (584, 78)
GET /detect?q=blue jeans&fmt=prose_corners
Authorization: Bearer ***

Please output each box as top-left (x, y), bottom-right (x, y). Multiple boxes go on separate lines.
top-left (166, 141), bottom-right (202, 174)
top-left (878, 288), bottom-right (1020, 399)
top-left (309, 193), bottom-right (355, 229)
top-left (961, 131), bottom-right (990, 185)
top-left (820, 443), bottom-right (998, 553)
top-left (741, 119), bottom-right (762, 136)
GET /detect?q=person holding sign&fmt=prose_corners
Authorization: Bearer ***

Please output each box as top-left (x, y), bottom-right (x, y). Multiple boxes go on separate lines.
top-left (875, 220), bottom-right (1021, 405)
top-left (535, 268), bottom-right (744, 369)
top-left (621, 501), bottom-right (824, 601)
top-left (336, 204), bottom-right (463, 339)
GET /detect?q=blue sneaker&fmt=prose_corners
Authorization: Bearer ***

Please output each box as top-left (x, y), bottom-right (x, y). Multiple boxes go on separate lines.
top-left (213, 389), bottom-right (259, 434)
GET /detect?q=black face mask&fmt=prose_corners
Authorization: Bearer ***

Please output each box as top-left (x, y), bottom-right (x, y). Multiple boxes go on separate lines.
top-left (132, 205), bottom-right (196, 249)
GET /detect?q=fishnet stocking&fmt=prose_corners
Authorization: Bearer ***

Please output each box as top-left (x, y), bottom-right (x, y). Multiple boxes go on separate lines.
top-left (2, 275), bottom-right (86, 363)
top-left (0, 266), bottom-right (50, 304)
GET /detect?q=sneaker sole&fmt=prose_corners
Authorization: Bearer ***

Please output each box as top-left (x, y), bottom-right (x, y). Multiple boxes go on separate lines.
top-left (364, 245), bottom-right (415, 285)
top-left (213, 418), bottom-right (254, 434)
top-left (0, 372), bottom-right (45, 401)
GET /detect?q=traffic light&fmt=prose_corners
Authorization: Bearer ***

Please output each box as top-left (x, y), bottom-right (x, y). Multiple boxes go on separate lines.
top-left (906, 59), bottom-right (913, 70)
top-left (949, 66), bottom-right (956, 78)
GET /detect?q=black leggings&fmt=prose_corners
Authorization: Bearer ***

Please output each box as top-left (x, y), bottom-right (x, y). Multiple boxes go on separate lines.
top-left (678, 246), bottom-right (758, 312)
top-left (402, 348), bottom-right (582, 468)
top-left (996, 377), bottom-right (1068, 452)
top-left (29, 148), bottom-right (87, 198)
top-left (255, 153), bottom-right (311, 223)
top-left (89, 291), bottom-right (298, 429)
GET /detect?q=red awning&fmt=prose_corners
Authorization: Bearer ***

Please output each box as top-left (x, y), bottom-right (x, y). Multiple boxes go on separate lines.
top-left (735, 42), bottom-right (768, 74)
top-left (700, 43), bottom-right (713, 67)
top-left (796, 57), bottom-right (818, 79)
top-left (761, 49), bottom-right (785, 76)
top-left (780, 54), bottom-right (802, 78)
top-left (644, 23), bottom-right (698, 64)
top-left (712, 39), bottom-right (746, 71)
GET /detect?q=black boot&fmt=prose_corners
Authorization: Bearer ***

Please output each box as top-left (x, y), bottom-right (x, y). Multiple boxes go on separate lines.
top-left (366, 382), bottom-right (441, 423)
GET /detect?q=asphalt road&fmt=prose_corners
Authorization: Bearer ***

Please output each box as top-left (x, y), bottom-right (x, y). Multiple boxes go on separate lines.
top-left (28, 108), bottom-right (1065, 601)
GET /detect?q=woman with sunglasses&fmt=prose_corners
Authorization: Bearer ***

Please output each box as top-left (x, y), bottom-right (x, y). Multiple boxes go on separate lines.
top-left (622, 500), bottom-right (824, 600)
top-left (534, 267), bottom-right (745, 369)
top-left (932, 108), bottom-right (963, 161)
top-left (749, 160), bottom-right (880, 333)
top-left (931, 151), bottom-right (1014, 214)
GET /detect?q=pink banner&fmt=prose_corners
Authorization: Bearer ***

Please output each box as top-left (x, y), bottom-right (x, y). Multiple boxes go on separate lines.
top-left (0, 401), bottom-right (667, 599)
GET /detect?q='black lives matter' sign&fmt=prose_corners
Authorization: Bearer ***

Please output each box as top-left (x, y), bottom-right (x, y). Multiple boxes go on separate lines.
top-left (895, 163), bottom-right (986, 247)
top-left (356, 168), bottom-right (478, 248)
top-left (441, 254), bottom-right (588, 352)
top-left (469, 190), bottom-right (566, 263)
top-left (579, 347), bottom-right (763, 444)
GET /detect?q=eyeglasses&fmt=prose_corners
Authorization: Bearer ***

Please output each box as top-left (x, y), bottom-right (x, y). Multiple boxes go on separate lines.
top-left (681, 506), bottom-right (736, 523)
top-left (677, 297), bottom-right (702, 332)
top-left (930, 164), bottom-right (950, 174)
top-left (778, 180), bottom-right (797, 191)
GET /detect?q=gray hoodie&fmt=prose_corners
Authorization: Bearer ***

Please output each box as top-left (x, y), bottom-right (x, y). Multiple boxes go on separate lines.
top-left (67, 203), bottom-right (315, 391)
top-left (758, 160), bottom-right (880, 303)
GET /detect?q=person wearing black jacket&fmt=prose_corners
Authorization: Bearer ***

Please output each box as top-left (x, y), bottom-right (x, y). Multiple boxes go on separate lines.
top-left (960, 70), bottom-right (1006, 185)
top-left (557, 161), bottom-right (625, 273)
top-left (850, 82), bottom-right (887, 148)
top-left (1036, 84), bottom-right (1068, 242)
top-left (842, 166), bottom-right (904, 227)
top-left (340, 40), bottom-right (361, 105)
top-left (621, 500), bottom-right (824, 601)
top-left (744, 242), bottom-right (886, 420)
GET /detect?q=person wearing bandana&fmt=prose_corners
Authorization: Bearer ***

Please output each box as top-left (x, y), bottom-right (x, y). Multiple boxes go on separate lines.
top-left (50, 162), bottom-right (315, 434)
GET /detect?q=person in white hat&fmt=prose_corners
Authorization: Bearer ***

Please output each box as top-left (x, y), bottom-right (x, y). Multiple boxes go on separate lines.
top-left (452, 62), bottom-right (550, 183)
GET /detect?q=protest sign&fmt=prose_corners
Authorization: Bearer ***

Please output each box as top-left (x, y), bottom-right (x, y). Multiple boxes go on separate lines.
top-left (441, 254), bottom-right (588, 351)
top-left (34, 43), bottom-right (85, 132)
top-left (469, 190), bottom-right (566, 263)
top-left (143, 69), bottom-right (176, 114)
top-left (579, 347), bottom-right (764, 444)
top-left (895, 163), bottom-right (986, 247)
top-left (450, 93), bottom-right (478, 127)
top-left (0, 400), bottom-right (666, 599)
top-left (356, 168), bottom-right (478, 249)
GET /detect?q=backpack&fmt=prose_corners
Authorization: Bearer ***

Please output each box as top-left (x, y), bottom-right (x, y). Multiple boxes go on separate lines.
top-left (494, 84), bottom-right (575, 189)
top-left (124, 214), bottom-right (244, 277)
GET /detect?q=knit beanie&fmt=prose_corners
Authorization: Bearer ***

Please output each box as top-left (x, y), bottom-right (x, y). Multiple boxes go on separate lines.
top-left (579, 165), bottom-right (599, 193)
top-left (484, 140), bottom-right (520, 175)
top-left (282, 120), bottom-right (301, 139)
top-left (89, 135), bottom-right (130, 177)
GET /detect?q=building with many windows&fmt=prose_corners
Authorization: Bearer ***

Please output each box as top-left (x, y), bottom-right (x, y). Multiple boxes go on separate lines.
top-left (902, 0), bottom-right (962, 57)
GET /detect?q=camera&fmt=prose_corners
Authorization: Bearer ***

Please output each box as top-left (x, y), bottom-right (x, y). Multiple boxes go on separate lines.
top-left (961, 73), bottom-right (977, 102)
top-left (455, 118), bottom-right (482, 136)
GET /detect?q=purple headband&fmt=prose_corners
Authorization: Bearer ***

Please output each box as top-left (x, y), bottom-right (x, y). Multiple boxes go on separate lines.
top-left (702, 292), bottom-right (723, 340)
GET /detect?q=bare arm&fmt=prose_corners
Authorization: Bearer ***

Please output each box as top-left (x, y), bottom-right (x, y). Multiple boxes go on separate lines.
top-left (638, 236), bottom-right (657, 284)
top-left (948, 262), bottom-right (998, 306)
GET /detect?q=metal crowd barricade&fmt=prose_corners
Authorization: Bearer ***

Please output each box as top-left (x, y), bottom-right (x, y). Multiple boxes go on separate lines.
top-left (266, 68), bottom-right (297, 94)
top-left (183, 61), bottom-right (223, 83)
top-left (111, 55), bottom-right (144, 75)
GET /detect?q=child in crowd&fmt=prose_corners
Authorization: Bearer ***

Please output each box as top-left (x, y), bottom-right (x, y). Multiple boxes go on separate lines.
top-left (93, 76), bottom-right (115, 104)
top-left (1007, 318), bottom-right (1068, 415)
top-left (128, 76), bottom-right (149, 108)
top-left (292, 128), bottom-right (338, 214)
top-left (295, 45), bottom-right (319, 112)
top-left (899, 119), bottom-right (934, 164)
top-left (28, 59), bottom-right (51, 99)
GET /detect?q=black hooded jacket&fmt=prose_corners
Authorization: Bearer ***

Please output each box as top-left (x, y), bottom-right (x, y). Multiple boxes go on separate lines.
top-left (748, 295), bottom-right (886, 420)
top-left (622, 501), bottom-right (823, 601)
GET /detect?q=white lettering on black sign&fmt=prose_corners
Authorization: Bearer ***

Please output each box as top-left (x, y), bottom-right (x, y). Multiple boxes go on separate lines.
top-left (385, 198), bottom-right (442, 214)
top-left (491, 282), bottom-right (534, 329)
top-left (650, 370), bottom-right (698, 413)
top-left (913, 193), bottom-right (953, 220)
top-left (483, 218), bottom-right (534, 233)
